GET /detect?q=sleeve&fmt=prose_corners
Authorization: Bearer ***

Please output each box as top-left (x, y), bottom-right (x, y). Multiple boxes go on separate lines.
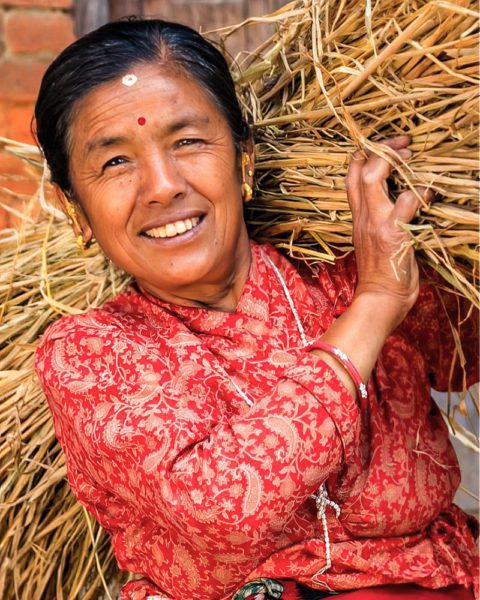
top-left (307, 253), bottom-right (478, 392)
top-left (34, 315), bottom-right (357, 599)
top-left (398, 264), bottom-right (479, 392)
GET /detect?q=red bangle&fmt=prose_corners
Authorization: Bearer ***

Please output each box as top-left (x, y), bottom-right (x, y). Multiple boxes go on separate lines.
top-left (306, 340), bottom-right (368, 399)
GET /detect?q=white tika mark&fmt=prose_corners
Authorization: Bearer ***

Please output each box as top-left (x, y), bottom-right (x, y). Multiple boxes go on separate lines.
top-left (122, 73), bottom-right (138, 86)
top-left (144, 217), bottom-right (200, 239)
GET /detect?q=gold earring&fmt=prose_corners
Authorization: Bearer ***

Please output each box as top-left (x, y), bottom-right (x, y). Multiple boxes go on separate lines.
top-left (241, 152), bottom-right (253, 202)
top-left (65, 200), bottom-right (78, 226)
top-left (76, 234), bottom-right (87, 252)
top-left (65, 201), bottom-right (88, 251)
top-left (241, 182), bottom-right (253, 202)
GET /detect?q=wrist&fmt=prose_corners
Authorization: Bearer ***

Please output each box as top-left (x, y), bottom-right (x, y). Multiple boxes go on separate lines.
top-left (307, 340), bottom-right (368, 400)
top-left (350, 290), bottom-right (414, 335)
top-left (310, 288), bottom-right (415, 387)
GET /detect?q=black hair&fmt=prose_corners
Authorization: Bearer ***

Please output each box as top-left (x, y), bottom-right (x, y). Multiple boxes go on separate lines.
top-left (34, 19), bottom-right (250, 196)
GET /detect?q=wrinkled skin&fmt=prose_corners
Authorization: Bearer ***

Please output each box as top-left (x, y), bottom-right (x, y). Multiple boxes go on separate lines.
top-left (60, 61), bottom-right (430, 391)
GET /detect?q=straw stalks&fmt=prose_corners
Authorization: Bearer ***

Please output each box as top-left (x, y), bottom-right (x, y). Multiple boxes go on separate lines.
top-left (0, 210), bottom-right (129, 598)
top-left (1, 0), bottom-right (479, 597)
top-left (218, 0), bottom-right (479, 307)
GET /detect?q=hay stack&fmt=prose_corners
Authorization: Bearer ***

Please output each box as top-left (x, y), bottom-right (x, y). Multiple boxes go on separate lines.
top-left (221, 0), bottom-right (479, 306)
top-left (0, 199), bottom-right (128, 597)
top-left (1, 0), bottom-right (479, 597)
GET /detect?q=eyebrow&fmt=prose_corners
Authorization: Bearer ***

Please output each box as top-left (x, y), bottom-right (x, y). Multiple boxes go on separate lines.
top-left (85, 136), bottom-right (128, 154)
top-left (167, 115), bottom-right (210, 134)
top-left (85, 115), bottom-right (211, 156)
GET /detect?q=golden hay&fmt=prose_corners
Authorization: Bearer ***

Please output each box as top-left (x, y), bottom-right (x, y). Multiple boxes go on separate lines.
top-left (0, 218), bottom-right (128, 599)
top-left (1, 0), bottom-right (479, 597)
top-left (218, 0), bottom-right (479, 307)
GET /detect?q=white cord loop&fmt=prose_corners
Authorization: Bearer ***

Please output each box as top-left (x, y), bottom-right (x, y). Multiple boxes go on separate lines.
top-left (238, 253), bottom-right (341, 580)
top-left (264, 255), bottom-right (311, 348)
top-left (311, 484), bottom-right (341, 579)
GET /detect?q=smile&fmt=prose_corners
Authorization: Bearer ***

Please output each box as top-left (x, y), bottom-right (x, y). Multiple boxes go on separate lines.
top-left (143, 217), bottom-right (201, 239)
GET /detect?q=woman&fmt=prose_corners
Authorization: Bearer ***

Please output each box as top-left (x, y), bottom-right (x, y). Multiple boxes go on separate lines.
top-left (34, 19), bottom-right (478, 600)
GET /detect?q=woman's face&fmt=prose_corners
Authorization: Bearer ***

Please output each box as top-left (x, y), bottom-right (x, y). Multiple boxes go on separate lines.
top-left (68, 63), bottom-right (251, 305)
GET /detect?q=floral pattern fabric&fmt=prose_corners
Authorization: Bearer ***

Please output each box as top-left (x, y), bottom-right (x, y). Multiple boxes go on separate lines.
top-left (34, 241), bottom-right (479, 600)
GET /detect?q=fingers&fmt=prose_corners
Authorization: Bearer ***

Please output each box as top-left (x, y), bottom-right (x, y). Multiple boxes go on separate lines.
top-left (393, 190), bottom-right (419, 223)
top-left (349, 135), bottom-right (411, 166)
top-left (393, 186), bottom-right (433, 223)
top-left (360, 143), bottom-right (411, 193)
top-left (347, 135), bottom-right (413, 213)
top-left (377, 134), bottom-right (410, 151)
top-left (346, 150), bottom-right (366, 210)
top-left (395, 148), bottom-right (412, 161)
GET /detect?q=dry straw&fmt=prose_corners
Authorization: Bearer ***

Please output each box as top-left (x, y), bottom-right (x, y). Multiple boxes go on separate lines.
top-left (1, 0), bottom-right (479, 597)
top-left (216, 0), bottom-right (479, 308)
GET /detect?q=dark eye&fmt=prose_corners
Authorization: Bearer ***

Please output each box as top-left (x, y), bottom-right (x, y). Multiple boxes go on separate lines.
top-left (103, 156), bottom-right (127, 170)
top-left (176, 138), bottom-right (203, 148)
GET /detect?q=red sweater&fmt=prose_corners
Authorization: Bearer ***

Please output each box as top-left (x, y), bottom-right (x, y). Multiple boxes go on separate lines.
top-left (35, 241), bottom-right (478, 599)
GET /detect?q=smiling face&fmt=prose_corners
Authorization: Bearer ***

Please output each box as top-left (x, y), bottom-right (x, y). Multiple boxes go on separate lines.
top-left (67, 62), bottom-right (252, 309)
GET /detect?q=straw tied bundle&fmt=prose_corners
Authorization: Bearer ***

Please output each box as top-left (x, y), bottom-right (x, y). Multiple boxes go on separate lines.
top-left (0, 0), bottom-right (478, 597)
top-left (224, 0), bottom-right (479, 306)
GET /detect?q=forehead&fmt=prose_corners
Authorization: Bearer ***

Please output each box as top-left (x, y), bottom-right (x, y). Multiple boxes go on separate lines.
top-left (68, 63), bottom-right (225, 144)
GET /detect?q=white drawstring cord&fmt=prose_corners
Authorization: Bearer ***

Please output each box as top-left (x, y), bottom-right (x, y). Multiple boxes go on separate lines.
top-left (311, 484), bottom-right (341, 580)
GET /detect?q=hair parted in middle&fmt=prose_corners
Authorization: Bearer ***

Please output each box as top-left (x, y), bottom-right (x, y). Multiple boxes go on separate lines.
top-left (34, 19), bottom-right (251, 198)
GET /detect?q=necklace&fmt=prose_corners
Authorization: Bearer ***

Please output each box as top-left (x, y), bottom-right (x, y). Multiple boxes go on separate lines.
top-left (233, 252), bottom-right (341, 582)
top-left (265, 255), bottom-right (311, 348)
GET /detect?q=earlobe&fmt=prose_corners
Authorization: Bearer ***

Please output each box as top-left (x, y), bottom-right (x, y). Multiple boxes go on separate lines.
top-left (54, 186), bottom-right (94, 250)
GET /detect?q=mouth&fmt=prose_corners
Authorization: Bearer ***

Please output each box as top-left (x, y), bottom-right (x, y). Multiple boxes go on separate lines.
top-left (142, 216), bottom-right (203, 240)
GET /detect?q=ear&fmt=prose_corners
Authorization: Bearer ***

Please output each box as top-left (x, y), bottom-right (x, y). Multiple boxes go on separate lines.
top-left (54, 186), bottom-right (94, 247)
top-left (239, 136), bottom-right (255, 190)
top-left (243, 135), bottom-right (255, 171)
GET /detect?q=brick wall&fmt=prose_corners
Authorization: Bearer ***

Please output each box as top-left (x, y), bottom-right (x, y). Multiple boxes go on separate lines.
top-left (0, 0), bottom-right (74, 228)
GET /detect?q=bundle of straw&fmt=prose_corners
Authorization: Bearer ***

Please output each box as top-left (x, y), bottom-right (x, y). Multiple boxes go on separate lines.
top-left (219, 0), bottom-right (479, 307)
top-left (0, 213), bottom-right (128, 598)
top-left (1, 0), bottom-right (478, 597)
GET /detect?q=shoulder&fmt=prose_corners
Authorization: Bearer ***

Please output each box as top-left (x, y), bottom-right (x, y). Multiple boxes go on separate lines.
top-left (34, 287), bottom-right (166, 382)
top-left (252, 242), bottom-right (357, 316)
top-left (40, 288), bottom-right (142, 338)
top-left (255, 240), bottom-right (357, 281)
top-left (36, 285), bottom-right (168, 346)
top-left (259, 240), bottom-right (358, 312)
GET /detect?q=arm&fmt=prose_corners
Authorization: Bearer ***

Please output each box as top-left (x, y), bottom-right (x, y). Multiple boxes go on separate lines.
top-left (308, 136), bottom-right (432, 397)
top-left (35, 315), bottom-right (353, 598)
top-left (313, 253), bottom-right (479, 393)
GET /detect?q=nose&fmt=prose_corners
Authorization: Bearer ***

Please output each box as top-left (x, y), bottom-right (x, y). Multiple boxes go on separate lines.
top-left (138, 150), bottom-right (188, 207)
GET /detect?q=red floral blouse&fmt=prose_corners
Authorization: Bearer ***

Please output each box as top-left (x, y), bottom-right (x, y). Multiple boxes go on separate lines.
top-left (35, 241), bottom-right (479, 600)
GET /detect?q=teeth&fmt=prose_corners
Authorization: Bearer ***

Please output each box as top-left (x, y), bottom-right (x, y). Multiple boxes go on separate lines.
top-left (165, 223), bottom-right (176, 237)
top-left (145, 217), bottom-right (200, 239)
top-left (176, 221), bottom-right (187, 234)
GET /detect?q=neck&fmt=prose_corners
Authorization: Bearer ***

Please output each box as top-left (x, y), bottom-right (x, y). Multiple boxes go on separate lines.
top-left (139, 243), bottom-right (252, 313)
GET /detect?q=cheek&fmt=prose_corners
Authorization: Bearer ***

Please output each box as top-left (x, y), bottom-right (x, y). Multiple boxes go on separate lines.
top-left (82, 180), bottom-right (135, 229)
top-left (214, 164), bottom-right (243, 204)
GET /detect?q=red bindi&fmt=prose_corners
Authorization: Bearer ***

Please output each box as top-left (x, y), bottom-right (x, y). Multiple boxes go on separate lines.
top-left (137, 116), bottom-right (146, 126)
